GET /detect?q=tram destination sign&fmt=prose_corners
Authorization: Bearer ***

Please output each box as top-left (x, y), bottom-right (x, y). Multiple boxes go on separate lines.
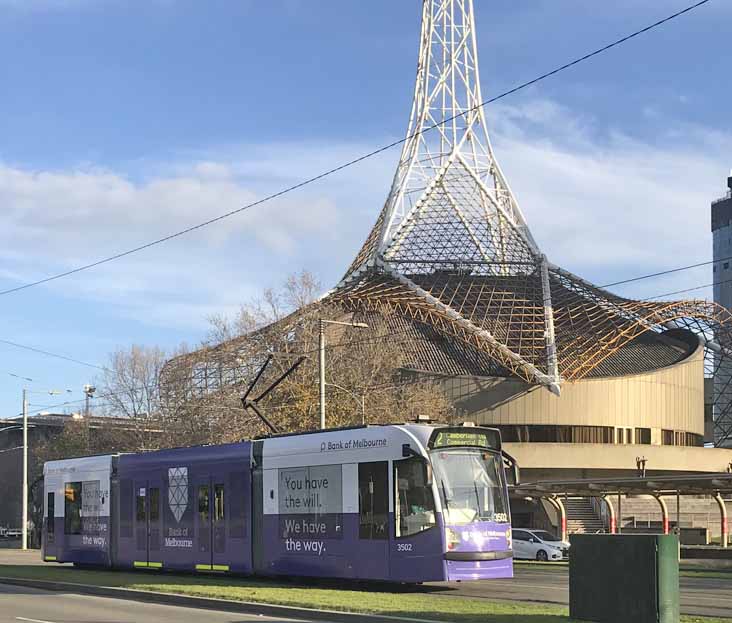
top-left (430, 428), bottom-right (501, 450)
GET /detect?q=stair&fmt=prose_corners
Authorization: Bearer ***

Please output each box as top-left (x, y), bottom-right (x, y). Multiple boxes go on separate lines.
top-left (564, 497), bottom-right (605, 534)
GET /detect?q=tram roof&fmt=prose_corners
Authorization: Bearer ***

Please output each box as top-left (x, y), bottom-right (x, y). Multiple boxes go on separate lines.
top-left (116, 440), bottom-right (251, 468)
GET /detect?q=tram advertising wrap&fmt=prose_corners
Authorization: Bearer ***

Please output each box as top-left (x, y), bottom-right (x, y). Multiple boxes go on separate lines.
top-left (42, 424), bottom-right (515, 582)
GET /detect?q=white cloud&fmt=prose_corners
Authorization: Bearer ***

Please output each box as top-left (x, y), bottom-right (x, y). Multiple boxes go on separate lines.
top-left (0, 163), bottom-right (335, 255)
top-left (1, 101), bottom-right (727, 332)
top-left (488, 99), bottom-right (730, 297)
top-left (0, 143), bottom-right (395, 329)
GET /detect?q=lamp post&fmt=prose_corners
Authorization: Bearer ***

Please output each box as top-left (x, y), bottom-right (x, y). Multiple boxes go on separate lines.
top-left (318, 319), bottom-right (369, 430)
top-left (22, 389), bottom-right (28, 550)
top-left (326, 382), bottom-right (366, 425)
top-left (83, 384), bottom-right (96, 418)
top-left (20, 387), bottom-right (71, 550)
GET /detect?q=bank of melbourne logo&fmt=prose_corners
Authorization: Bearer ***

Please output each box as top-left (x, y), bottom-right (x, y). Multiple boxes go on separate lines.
top-left (168, 467), bottom-right (188, 523)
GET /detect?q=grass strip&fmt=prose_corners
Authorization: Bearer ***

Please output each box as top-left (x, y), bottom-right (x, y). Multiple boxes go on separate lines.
top-left (0, 565), bottom-right (728, 623)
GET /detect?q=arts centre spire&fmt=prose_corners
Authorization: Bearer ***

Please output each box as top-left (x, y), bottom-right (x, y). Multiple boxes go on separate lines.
top-left (162, 0), bottom-right (732, 447)
top-left (330, 0), bottom-right (732, 440)
top-left (337, 0), bottom-right (561, 393)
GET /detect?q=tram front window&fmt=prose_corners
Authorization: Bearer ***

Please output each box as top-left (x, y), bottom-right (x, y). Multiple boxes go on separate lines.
top-left (431, 449), bottom-right (509, 525)
top-left (395, 456), bottom-right (436, 537)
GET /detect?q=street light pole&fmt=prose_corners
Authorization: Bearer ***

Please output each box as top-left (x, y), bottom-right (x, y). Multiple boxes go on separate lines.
top-left (318, 319), bottom-right (369, 430)
top-left (319, 321), bottom-right (326, 431)
top-left (84, 385), bottom-right (96, 418)
top-left (21, 388), bottom-right (28, 551)
top-left (18, 386), bottom-right (70, 550)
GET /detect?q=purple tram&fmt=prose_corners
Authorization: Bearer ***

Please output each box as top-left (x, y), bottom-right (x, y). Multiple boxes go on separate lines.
top-left (42, 424), bottom-right (516, 582)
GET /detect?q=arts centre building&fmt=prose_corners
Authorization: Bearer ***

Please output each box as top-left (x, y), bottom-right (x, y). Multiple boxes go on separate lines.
top-left (162, 1), bottom-right (732, 533)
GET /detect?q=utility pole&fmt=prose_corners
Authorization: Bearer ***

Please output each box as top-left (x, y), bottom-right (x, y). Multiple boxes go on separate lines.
top-left (21, 389), bottom-right (28, 551)
top-left (319, 321), bottom-right (326, 431)
top-left (18, 385), bottom-right (70, 550)
top-left (318, 319), bottom-right (369, 430)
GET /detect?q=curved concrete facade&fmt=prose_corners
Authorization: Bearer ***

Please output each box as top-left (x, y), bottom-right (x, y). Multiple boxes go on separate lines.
top-left (443, 338), bottom-right (705, 440)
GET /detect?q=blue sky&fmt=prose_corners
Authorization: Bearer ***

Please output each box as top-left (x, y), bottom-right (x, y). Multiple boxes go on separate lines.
top-left (1, 0), bottom-right (730, 417)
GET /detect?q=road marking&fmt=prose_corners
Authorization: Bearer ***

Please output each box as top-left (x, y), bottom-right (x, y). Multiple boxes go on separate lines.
top-left (16, 617), bottom-right (58, 623)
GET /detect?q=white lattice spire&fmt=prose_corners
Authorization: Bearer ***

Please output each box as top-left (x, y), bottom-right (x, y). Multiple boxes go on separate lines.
top-left (346, 0), bottom-right (540, 276)
top-left (338, 0), bottom-right (560, 393)
top-left (383, 0), bottom-right (534, 246)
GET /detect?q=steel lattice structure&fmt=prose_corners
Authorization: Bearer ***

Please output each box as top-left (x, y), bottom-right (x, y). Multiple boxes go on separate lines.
top-left (161, 0), bottom-right (732, 446)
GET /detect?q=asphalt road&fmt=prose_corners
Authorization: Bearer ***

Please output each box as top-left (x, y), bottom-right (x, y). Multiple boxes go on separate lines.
top-left (2, 552), bottom-right (732, 620)
top-left (0, 583), bottom-right (307, 623)
top-left (429, 565), bottom-right (732, 620)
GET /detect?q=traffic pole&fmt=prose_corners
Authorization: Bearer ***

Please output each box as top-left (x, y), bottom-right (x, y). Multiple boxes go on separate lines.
top-left (22, 388), bottom-right (28, 550)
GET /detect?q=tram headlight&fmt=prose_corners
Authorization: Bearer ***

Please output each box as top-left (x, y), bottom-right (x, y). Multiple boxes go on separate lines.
top-left (446, 528), bottom-right (460, 551)
top-left (506, 528), bottom-right (512, 549)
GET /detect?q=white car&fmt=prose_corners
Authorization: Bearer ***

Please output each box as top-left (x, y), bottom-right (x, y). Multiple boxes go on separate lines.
top-left (512, 528), bottom-right (569, 562)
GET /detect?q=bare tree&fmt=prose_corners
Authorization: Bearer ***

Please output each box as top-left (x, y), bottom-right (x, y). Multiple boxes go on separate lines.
top-left (95, 344), bottom-right (174, 449)
top-left (101, 345), bottom-right (165, 417)
top-left (206, 271), bottom-right (321, 345)
top-left (161, 270), bottom-right (454, 443)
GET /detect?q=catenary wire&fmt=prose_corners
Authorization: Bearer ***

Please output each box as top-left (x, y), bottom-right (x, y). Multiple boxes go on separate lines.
top-left (0, 338), bottom-right (107, 371)
top-left (601, 255), bottom-right (723, 289)
top-left (0, 0), bottom-right (713, 299)
top-left (647, 277), bottom-right (732, 301)
top-left (0, 263), bottom-right (724, 388)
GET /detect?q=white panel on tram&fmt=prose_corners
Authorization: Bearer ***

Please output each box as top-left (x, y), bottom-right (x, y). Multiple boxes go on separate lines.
top-left (342, 463), bottom-right (358, 514)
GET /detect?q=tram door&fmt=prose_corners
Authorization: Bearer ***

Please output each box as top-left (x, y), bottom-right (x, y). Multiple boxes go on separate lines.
top-left (133, 478), bottom-right (162, 567)
top-left (44, 491), bottom-right (57, 560)
top-left (356, 461), bottom-right (390, 579)
top-left (194, 474), bottom-right (228, 571)
top-left (389, 456), bottom-right (444, 582)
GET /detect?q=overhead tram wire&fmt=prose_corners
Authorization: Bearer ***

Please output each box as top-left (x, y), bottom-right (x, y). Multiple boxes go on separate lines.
top-left (0, 338), bottom-right (107, 371)
top-left (646, 277), bottom-right (732, 301)
top-left (0, 264), bottom-right (726, 380)
top-left (2, 248), bottom-right (727, 370)
top-left (0, 0), bottom-right (713, 299)
top-left (601, 256), bottom-right (724, 290)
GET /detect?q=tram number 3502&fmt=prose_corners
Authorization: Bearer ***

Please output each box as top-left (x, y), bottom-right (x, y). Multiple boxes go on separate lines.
top-left (397, 543), bottom-right (414, 552)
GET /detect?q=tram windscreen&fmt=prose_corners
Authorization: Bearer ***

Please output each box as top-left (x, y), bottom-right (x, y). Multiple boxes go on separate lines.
top-left (430, 448), bottom-right (509, 525)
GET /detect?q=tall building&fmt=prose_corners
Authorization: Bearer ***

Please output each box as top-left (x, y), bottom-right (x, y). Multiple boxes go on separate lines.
top-left (712, 172), bottom-right (732, 309)
top-left (712, 171), bottom-right (732, 447)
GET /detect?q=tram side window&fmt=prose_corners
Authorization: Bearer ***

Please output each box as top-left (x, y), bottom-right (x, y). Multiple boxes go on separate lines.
top-left (136, 490), bottom-right (146, 522)
top-left (149, 488), bottom-right (160, 522)
top-left (214, 484), bottom-right (225, 522)
top-left (120, 479), bottom-right (133, 537)
top-left (47, 492), bottom-right (55, 534)
top-left (394, 457), bottom-right (436, 538)
top-left (64, 482), bottom-right (82, 535)
top-left (228, 472), bottom-right (246, 538)
top-left (198, 485), bottom-right (210, 523)
top-left (358, 462), bottom-right (388, 540)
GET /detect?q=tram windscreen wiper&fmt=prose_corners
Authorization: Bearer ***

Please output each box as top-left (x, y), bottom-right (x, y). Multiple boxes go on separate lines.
top-left (440, 479), bottom-right (450, 513)
top-left (473, 481), bottom-right (482, 518)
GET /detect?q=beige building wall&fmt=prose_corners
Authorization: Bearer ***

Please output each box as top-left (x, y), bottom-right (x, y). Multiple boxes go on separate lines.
top-left (443, 342), bottom-right (705, 437)
top-left (505, 442), bottom-right (732, 475)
